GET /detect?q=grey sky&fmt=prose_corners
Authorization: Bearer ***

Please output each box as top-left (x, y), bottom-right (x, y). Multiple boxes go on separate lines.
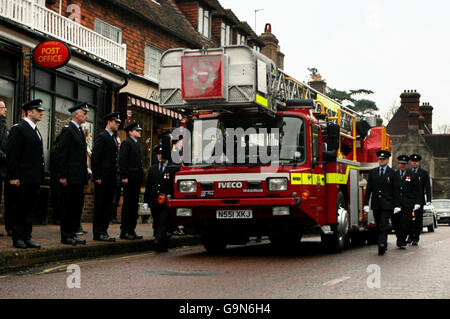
top-left (220, 0), bottom-right (450, 130)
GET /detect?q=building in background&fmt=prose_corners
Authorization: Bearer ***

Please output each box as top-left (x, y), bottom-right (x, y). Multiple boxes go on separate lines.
top-left (387, 90), bottom-right (450, 199)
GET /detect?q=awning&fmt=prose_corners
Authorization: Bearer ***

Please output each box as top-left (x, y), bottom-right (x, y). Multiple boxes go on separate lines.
top-left (127, 96), bottom-right (183, 120)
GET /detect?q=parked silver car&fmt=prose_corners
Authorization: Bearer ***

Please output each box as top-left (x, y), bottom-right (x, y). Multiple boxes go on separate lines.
top-left (422, 204), bottom-right (438, 232)
top-left (433, 199), bottom-right (450, 226)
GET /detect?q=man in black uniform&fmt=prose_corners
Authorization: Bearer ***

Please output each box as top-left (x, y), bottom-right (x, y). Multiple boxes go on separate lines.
top-left (393, 155), bottom-right (420, 249)
top-left (144, 145), bottom-right (178, 252)
top-left (91, 112), bottom-right (121, 242)
top-left (364, 150), bottom-right (400, 256)
top-left (119, 122), bottom-right (144, 240)
top-left (408, 154), bottom-right (432, 245)
top-left (58, 103), bottom-right (89, 246)
top-left (6, 99), bottom-right (45, 249)
top-left (0, 99), bottom-right (9, 237)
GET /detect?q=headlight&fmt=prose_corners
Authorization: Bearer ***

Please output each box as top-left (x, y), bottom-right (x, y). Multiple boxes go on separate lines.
top-left (267, 178), bottom-right (288, 191)
top-left (273, 206), bottom-right (290, 216)
top-left (178, 180), bottom-right (197, 193)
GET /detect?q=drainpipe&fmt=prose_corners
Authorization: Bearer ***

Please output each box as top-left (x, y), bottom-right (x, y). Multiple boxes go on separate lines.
top-left (114, 73), bottom-right (129, 113)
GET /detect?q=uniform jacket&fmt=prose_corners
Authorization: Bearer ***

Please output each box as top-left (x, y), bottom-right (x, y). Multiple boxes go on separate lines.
top-left (119, 137), bottom-right (143, 184)
top-left (412, 167), bottom-right (431, 205)
top-left (0, 118), bottom-right (8, 178)
top-left (394, 169), bottom-right (420, 208)
top-left (144, 161), bottom-right (178, 208)
top-left (6, 120), bottom-right (44, 184)
top-left (91, 130), bottom-right (119, 183)
top-left (58, 122), bottom-right (88, 185)
top-left (364, 166), bottom-right (400, 210)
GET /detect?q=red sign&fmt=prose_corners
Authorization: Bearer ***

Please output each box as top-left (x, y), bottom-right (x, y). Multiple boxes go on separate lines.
top-left (181, 55), bottom-right (224, 100)
top-left (33, 40), bottom-right (71, 69)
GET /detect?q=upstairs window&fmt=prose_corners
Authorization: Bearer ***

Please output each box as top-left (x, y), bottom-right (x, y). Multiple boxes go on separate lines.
top-left (253, 46), bottom-right (261, 52)
top-left (221, 22), bottom-right (231, 46)
top-left (145, 45), bottom-right (163, 82)
top-left (94, 18), bottom-right (123, 44)
top-left (198, 6), bottom-right (210, 38)
top-left (237, 32), bottom-right (247, 45)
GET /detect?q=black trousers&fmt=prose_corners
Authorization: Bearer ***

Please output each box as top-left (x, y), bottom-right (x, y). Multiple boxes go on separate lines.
top-left (111, 185), bottom-right (121, 221)
top-left (60, 184), bottom-right (85, 239)
top-left (409, 206), bottom-right (423, 242)
top-left (392, 207), bottom-right (412, 246)
top-left (151, 205), bottom-right (169, 247)
top-left (373, 209), bottom-right (392, 247)
top-left (1, 178), bottom-right (13, 232)
top-left (50, 178), bottom-right (63, 224)
top-left (93, 182), bottom-right (116, 236)
top-left (10, 183), bottom-right (40, 242)
top-left (120, 182), bottom-right (140, 234)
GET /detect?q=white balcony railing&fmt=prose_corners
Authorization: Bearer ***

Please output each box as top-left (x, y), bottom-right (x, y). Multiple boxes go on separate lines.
top-left (0, 0), bottom-right (127, 69)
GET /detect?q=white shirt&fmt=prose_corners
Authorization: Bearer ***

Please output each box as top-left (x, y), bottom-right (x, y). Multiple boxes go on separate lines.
top-left (24, 117), bottom-right (41, 140)
top-left (71, 120), bottom-right (81, 130)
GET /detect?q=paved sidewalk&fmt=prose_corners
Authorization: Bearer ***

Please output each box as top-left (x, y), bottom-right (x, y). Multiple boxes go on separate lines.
top-left (0, 223), bottom-right (200, 274)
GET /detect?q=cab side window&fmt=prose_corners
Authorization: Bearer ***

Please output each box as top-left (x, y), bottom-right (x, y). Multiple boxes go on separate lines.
top-left (311, 125), bottom-right (320, 162)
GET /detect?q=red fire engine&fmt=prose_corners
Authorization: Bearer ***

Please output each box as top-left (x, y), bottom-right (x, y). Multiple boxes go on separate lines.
top-left (159, 46), bottom-right (391, 253)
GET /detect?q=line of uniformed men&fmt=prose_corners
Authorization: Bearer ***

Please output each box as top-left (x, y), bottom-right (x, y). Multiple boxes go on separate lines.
top-left (1, 99), bottom-right (178, 252)
top-left (364, 150), bottom-right (431, 256)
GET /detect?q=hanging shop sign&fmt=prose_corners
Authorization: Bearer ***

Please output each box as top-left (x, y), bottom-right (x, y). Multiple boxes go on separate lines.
top-left (33, 40), bottom-right (71, 69)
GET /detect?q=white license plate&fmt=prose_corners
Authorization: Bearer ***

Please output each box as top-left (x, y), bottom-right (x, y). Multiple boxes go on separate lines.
top-left (216, 210), bottom-right (253, 219)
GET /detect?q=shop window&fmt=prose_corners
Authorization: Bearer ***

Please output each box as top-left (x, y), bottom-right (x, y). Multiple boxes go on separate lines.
top-left (94, 18), bottom-right (123, 44)
top-left (33, 90), bottom-right (53, 173)
top-left (0, 55), bottom-right (16, 79)
top-left (145, 45), bottom-right (162, 82)
top-left (79, 84), bottom-right (96, 105)
top-left (0, 78), bottom-right (15, 128)
top-left (34, 68), bottom-right (53, 91)
top-left (56, 76), bottom-right (76, 99)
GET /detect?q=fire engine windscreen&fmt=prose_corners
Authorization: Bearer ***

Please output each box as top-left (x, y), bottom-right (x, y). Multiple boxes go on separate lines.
top-left (182, 116), bottom-right (305, 166)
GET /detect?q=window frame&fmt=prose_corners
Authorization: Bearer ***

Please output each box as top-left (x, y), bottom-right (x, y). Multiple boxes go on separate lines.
top-left (198, 5), bottom-right (211, 38)
top-left (144, 45), bottom-right (163, 83)
top-left (94, 18), bottom-right (123, 44)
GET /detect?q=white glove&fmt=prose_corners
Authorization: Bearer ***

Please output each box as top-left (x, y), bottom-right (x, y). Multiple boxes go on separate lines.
top-left (414, 204), bottom-right (420, 211)
top-left (426, 202), bottom-right (431, 206)
top-left (364, 206), bottom-right (370, 214)
top-left (142, 203), bottom-right (149, 211)
top-left (394, 207), bottom-right (401, 214)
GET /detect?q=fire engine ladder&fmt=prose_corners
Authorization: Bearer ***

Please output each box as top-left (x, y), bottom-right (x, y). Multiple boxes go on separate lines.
top-left (273, 71), bottom-right (361, 161)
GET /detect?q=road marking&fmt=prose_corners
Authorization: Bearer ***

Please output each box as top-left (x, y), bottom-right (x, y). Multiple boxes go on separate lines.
top-left (37, 252), bottom-right (157, 275)
top-left (405, 252), bottom-right (415, 256)
top-left (322, 276), bottom-right (351, 286)
top-left (0, 275), bottom-right (8, 279)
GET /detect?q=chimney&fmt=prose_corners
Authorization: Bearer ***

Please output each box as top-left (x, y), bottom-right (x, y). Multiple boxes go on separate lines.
top-left (408, 111), bottom-right (420, 133)
top-left (418, 115), bottom-right (425, 134)
top-left (419, 102), bottom-right (433, 133)
top-left (400, 90), bottom-right (420, 113)
top-left (376, 115), bottom-right (383, 127)
top-left (260, 23), bottom-right (284, 69)
top-left (308, 73), bottom-right (327, 95)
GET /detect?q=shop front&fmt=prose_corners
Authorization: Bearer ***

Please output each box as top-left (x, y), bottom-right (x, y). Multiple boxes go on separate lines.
top-left (119, 92), bottom-right (183, 175)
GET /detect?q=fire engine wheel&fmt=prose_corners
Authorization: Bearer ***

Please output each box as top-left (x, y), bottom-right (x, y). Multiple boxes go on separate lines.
top-left (322, 192), bottom-right (349, 253)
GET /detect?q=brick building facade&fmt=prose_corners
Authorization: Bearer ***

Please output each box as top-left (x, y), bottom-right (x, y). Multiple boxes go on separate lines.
top-left (387, 90), bottom-right (450, 200)
top-left (0, 0), bottom-right (285, 224)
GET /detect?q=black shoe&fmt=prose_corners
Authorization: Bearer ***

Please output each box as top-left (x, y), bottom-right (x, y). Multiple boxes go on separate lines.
top-left (25, 240), bottom-right (40, 249)
top-left (378, 245), bottom-right (386, 256)
top-left (93, 234), bottom-right (116, 242)
top-left (110, 219), bottom-right (121, 225)
top-left (73, 237), bottom-right (86, 245)
top-left (76, 227), bottom-right (85, 236)
top-left (133, 233), bottom-right (143, 240)
top-left (406, 238), bottom-right (413, 244)
top-left (61, 237), bottom-right (77, 246)
top-left (120, 232), bottom-right (136, 240)
top-left (412, 241), bottom-right (419, 246)
top-left (13, 240), bottom-right (27, 249)
top-left (399, 245), bottom-right (407, 250)
top-left (172, 229), bottom-right (185, 236)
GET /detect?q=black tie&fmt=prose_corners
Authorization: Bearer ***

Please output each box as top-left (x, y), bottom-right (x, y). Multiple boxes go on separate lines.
top-left (379, 167), bottom-right (383, 176)
top-left (35, 127), bottom-right (41, 141)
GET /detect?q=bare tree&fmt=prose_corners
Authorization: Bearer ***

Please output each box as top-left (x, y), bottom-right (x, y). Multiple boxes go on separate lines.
top-left (382, 99), bottom-right (400, 124)
top-left (435, 124), bottom-right (450, 134)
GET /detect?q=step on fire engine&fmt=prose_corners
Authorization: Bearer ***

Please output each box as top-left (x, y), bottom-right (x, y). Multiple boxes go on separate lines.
top-left (160, 45), bottom-right (391, 253)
